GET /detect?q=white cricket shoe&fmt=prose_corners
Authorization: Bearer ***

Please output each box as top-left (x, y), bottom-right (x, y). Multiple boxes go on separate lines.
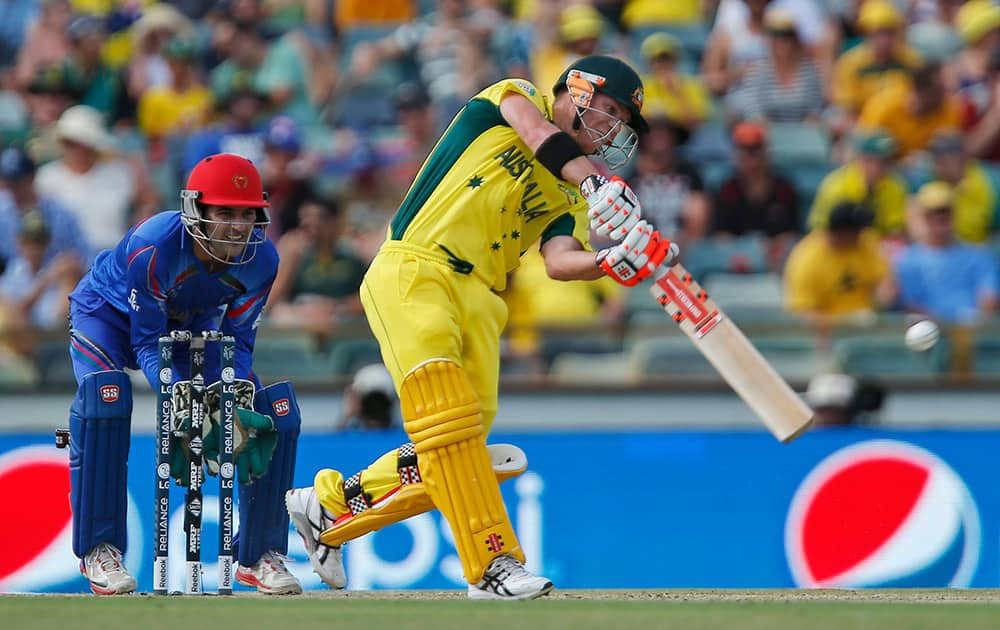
top-left (285, 486), bottom-right (347, 588)
top-left (80, 542), bottom-right (137, 595)
top-left (468, 554), bottom-right (553, 601)
top-left (235, 551), bottom-right (303, 594)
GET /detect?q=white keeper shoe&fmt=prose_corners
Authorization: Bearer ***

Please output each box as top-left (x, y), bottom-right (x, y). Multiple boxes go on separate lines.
top-left (80, 542), bottom-right (137, 595)
top-left (235, 550), bottom-right (303, 594)
top-left (468, 554), bottom-right (553, 601)
top-left (285, 486), bottom-right (347, 588)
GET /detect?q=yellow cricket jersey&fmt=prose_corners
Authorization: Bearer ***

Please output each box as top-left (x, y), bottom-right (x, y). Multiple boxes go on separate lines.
top-left (388, 78), bottom-right (590, 292)
top-left (951, 162), bottom-right (997, 244)
top-left (832, 43), bottom-right (921, 114)
top-left (857, 83), bottom-right (961, 157)
top-left (784, 230), bottom-right (889, 316)
top-left (809, 161), bottom-right (908, 236)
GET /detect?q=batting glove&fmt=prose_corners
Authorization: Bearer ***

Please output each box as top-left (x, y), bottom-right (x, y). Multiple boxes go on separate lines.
top-left (596, 220), bottom-right (680, 287)
top-left (582, 174), bottom-right (643, 240)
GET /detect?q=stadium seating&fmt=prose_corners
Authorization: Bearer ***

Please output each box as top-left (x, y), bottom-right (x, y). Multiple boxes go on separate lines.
top-left (252, 330), bottom-right (332, 382)
top-left (767, 123), bottom-right (831, 169)
top-left (326, 338), bottom-right (383, 377)
top-left (833, 335), bottom-right (948, 380)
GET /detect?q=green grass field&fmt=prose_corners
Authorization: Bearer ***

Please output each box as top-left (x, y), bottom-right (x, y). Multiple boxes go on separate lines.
top-left (3, 590), bottom-right (999, 630)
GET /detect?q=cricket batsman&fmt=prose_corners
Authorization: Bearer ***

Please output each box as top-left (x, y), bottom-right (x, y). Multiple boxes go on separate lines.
top-left (67, 153), bottom-right (304, 594)
top-left (286, 55), bottom-right (677, 599)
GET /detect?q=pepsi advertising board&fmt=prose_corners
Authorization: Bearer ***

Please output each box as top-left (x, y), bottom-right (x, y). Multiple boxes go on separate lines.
top-left (0, 429), bottom-right (997, 592)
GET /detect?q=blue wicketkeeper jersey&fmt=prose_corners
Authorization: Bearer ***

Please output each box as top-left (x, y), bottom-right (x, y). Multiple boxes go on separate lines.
top-left (69, 211), bottom-right (278, 386)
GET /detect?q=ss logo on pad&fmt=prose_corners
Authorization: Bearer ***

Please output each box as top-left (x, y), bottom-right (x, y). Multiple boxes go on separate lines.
top-left (100, 385), bottom-right (120, 403)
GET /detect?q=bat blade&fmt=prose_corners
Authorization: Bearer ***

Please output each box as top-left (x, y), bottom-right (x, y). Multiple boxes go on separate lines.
top-left (649, 264), bottom-right (813, 442)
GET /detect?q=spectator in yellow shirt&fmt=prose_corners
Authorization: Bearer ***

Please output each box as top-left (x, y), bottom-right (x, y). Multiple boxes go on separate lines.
top-left (857, 60), bottom-right (962, 158)
top-left (785, 202), bottom-right (891, 339)
top-left (501, 245), bottom-right (624, 372)
top-left (136, 36), bottom-right (213, 140)
top-left (530, 4), bottom-right (604, 100)
top-left (809, 130), bottom-right (908, 236)
top-left (639, 32), bottom-right (712, 131)
top-left (832, 1), bottom-right (920, 120)
top-left (913, 132), bottom-right (996, 244)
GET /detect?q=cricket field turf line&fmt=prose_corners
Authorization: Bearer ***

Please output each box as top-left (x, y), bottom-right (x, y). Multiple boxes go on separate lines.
top-left (2, 590), bottom-right (999, 630)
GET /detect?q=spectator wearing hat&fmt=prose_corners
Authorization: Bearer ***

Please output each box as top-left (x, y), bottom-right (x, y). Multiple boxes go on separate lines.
top-left (259, 114), bottom-right (315, 239)
top-left (805, 372), bottom-right (885, 427)
top-left (712, 122), bottom-right (801, 270)
top-left (890, 181), bottom-right (999, 325)
top-left (21, 64), bottom-right (79, 158)
top-left (832, 0), bottom-right (921, 122)
top-left (740, 8), bottom-right (824, 124)
top-left (0, 145), bottom-right (91, 270)
top-left (915, 132), bottom-right (995, 244)
top-left (529, 3), bottom-right (606, 104)
top-left (961, 40), bottom-right (1000, 162)
top-left (639, 32), bottom-right (712, 132)
top-left (784, 201), bottom-right (891, 339)
top-left (631, 114), bottom-right (710, 249)
top-left (809, 130), bottom-right (908, 237)
top-left (13, 0), bottom-right (73, 91)
top-left (0, 211), bottom-right (82, 353)
top-left (137, 36), bottom-right (213, 140)
top-left (338, 363), bottom-right (399, 431)
top-left (857, 60), bottom-right (962, 159)
top-left (267, 191), bottom-right (368, 334)
top-left (125, 4), bottom-right (194, 101)
top-left (806, 373), bottom-right (860, 427)
top-left (35, 104), bottom-right (157, 251)
top-left (950, 0), bottom-right (1000, 93)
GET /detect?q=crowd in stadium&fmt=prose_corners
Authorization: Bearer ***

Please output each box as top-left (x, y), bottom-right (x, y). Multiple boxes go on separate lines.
top-left (1, 0), bottom-right (1000, 392)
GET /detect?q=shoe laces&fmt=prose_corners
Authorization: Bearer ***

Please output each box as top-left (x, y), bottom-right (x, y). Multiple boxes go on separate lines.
top-left (261, 551), bottom-right (294, 576)
top-left (487, 554), bottom-right (530, 581)
top-left (94, 544), bottom-right (124, 573)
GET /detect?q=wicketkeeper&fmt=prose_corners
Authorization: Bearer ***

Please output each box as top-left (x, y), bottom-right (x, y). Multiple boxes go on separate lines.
top-left (66, 154), bottom-right (303, 595)
top-left (286, 56), bottom-right (678, 599)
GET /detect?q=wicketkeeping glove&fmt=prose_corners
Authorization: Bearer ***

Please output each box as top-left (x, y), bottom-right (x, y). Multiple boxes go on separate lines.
top-left (596, 219), bottom-right (679, 286)
top-left (582, 174), bottom-right (642, 240)
top-left (203, 380), bottom-right (278, 485)
top-left (168, 380), bottom-right (208, 486)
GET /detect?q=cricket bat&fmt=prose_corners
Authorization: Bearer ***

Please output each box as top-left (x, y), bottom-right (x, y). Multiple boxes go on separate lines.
top-left (648, 264), bottom-right (814, 443)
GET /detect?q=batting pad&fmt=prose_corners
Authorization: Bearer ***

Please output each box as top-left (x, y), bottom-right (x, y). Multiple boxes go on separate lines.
top-left (319, 443), bottom-right (528, 547)
top-left (402, 360), bottom-right (524, 583)
top-left (69, 370), bottom-right (133, 557)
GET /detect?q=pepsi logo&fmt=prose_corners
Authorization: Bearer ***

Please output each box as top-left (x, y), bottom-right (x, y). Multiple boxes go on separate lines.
top-left (273, 399), bottom-right (290, 416)
top-left (0, 447), bottom-right (73, 590)
top-left (785, 440), bottom-right (981, 588)
top-left (100, 386), bottom-right (120, 403)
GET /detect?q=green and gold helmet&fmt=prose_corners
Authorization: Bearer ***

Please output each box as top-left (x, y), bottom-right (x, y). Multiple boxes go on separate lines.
top-left (554, 55), bottom-right (648, 133)
top-left (553, 55), bottom-right (647, 169)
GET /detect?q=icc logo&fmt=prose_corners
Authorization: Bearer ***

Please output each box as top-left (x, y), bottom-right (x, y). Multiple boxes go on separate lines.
top-left (785, 440), bottom-right (981, 588)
